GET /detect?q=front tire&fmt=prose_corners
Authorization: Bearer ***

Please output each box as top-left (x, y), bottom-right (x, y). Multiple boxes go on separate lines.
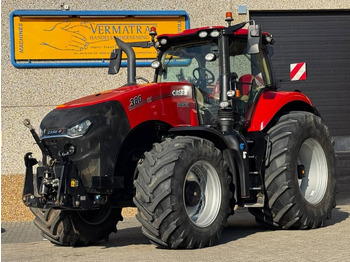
top-left (31, 206), bottom-right (123, 246)
top-left (249, 112), bottom-right (336, 229)
top-left (133, 136), bottom-right (232, 249)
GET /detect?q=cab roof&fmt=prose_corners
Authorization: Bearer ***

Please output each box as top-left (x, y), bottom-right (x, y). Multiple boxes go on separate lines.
top-left (157, 26), bottom-right (271, 39)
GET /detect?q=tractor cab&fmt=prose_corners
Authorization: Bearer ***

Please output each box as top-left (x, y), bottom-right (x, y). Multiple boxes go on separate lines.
top-left (151, 16), bottom-right (275, 129)
top-left (108, 13), bottom-right (275, 130)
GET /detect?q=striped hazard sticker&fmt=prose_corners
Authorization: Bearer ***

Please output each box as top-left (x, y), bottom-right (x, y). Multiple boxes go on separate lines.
top-left (290, 62), bottom-right (307, 81)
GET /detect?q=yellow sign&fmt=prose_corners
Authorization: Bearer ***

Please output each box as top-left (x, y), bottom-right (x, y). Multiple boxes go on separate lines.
top-left (13, 15), bottom-right (187, 61)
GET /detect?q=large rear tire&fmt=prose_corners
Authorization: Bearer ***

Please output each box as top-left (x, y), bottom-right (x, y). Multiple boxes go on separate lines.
top-left (133, 136), bottom-right (233, 249)
top-left (249, 112), bottom-right (336, 229)
top-left (30, 206), bottom-right (123, 246)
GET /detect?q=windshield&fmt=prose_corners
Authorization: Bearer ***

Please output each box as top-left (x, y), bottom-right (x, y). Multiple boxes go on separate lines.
top-left (157, 42), bottom-right (219, 95)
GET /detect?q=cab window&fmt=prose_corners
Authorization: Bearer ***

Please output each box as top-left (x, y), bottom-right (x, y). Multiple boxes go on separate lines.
top-left (229, 40), bottom-right (272, 115)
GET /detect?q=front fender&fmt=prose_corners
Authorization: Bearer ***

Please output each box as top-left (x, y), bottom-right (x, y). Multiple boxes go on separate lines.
top-left (248, 90), bottom-right (314, 132)
top-left (169, 126), bottom-right (250, 200)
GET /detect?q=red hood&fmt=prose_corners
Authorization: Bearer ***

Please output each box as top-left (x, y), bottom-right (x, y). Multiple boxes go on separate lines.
top-left (56, 82), bottom-right (193, 109)
top-left (56, 81), bottom-right (198, 129)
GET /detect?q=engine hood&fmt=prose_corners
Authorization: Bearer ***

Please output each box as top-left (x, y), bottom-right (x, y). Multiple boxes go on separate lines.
top-left (51, 81), bottom-right (196, 129)
top-left (56, 82), bottom-right (193, 110)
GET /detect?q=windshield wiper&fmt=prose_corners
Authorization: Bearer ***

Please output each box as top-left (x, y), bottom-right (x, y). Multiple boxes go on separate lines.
top-left (163, 47), bottom-right (180, 71)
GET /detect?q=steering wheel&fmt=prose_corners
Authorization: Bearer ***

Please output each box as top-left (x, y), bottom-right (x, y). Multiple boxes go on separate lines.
top-left (192, 67), bottom-right (215, 86)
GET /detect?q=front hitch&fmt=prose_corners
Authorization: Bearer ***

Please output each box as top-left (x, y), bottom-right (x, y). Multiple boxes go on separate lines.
top-left (22, 119), bottom-right (108, 210)
top-left (22, 152), bottom-right (43, 207)
top-left (22, 153), bottom-right (77, 209)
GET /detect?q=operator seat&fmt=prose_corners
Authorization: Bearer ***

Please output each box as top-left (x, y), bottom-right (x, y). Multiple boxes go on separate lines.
top-left (238, 74), bottom-right (254, 102)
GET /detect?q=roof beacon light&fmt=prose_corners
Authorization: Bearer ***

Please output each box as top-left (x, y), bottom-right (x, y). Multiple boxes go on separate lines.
top-left (149, 26), bottom-right (157, 36)
top-left (149, 26), bottom-right (157, 41)
top-left (225, 12), bottom-right (233, 26)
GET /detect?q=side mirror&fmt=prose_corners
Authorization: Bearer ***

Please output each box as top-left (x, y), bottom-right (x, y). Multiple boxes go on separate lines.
top-left (247, 21), bottom-right (262, 54)
top-left (108, 49), bottom-right (122, 75)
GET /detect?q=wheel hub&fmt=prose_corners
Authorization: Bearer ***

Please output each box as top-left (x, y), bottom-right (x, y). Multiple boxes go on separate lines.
top-left (185, 181), bottom-right (202, 207)
top-left (297, 164), bottom-right (306, 179)
top-left (298, 138), bottom-right (328, 204)
top-left (183, 160), bottom-right (222, 228)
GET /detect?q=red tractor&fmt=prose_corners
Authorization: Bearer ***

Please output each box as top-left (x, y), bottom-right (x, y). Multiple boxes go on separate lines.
top-left (23, 13), bottom-right (336, 248)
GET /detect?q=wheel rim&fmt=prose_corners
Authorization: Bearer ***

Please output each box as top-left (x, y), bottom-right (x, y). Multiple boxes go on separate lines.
top-left (298, 138), bottom-right (328, 204)
top-left (78, 206), bottom-right (112, 225)
top-left (183, 160), bottom-right (221, 227)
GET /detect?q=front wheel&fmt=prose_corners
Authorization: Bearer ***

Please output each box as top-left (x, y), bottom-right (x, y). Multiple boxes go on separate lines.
top-left (249, 112), bottom-right (336, 229)
top-left (133, 136), bottom-right (233, 249)
top-left (31, 206), bottom-right (123, 246)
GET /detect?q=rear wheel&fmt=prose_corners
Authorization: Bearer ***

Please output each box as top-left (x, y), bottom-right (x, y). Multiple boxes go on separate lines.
top-left (31, 206), bottom-right (122, 246)
top-left (133, 136), bottom-right (232, 248)
top-left (249, 112), bottom-right (336, 229)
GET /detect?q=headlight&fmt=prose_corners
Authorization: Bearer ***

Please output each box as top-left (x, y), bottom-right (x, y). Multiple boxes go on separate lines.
top-left (67, 119), bottom-right (92, 138)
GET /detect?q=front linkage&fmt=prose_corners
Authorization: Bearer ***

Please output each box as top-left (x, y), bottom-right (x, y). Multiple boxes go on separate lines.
top-left (22, 119), bottom-right (105, 210)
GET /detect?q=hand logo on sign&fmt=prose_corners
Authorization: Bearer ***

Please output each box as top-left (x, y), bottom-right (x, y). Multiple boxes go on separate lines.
top-left (41, 21), bottom-right (91, 51)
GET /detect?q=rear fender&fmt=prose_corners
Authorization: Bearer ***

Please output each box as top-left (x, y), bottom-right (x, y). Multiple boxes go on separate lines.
top-left (248, 90), bottom-right (315, 132)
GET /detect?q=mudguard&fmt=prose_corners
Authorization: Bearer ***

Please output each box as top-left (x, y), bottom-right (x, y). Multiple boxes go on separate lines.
top-left (169, 126), bottom-right (250, 200)
top-left (248, 90), bottom-right (315, 132)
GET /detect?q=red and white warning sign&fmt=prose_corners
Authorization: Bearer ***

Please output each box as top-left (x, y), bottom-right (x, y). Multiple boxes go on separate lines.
top-left (290, 62), bottom-right (307, 81)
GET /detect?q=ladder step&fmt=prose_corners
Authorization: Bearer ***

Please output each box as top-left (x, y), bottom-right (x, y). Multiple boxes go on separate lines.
top-left (244, 202), bottom-right (264, 208)
top-left (250, 187), bottom-right (262, 191)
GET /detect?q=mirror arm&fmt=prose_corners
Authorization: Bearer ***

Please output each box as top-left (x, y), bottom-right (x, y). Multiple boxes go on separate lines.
top-left (224, 21), bottom-right (247, 35)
